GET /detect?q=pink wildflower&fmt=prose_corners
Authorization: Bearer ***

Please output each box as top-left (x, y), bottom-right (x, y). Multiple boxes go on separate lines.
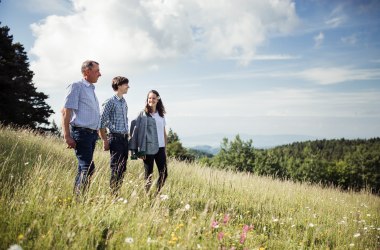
top-left (217, 231), bottom-right (224, 241)
top-left (243, 224), bottom-right (254, 232)
top-left (240, 232), bottom-right (247, 244)
top-left (240, 224), bottom-right (254, 244)
top-left (211, 221), bottom-right (219, 229)
top-left (223, 214), bottom-right (230, 224)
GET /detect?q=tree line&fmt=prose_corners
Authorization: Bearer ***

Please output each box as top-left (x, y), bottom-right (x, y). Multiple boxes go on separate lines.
top-left (167, 132), bottom-right (380, 193)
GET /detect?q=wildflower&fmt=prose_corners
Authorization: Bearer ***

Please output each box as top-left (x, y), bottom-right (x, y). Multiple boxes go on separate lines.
top-left (349, 243), bottom-right (355, 247)
top-left (223, 214), bottom-right (230, 224)
top-left (17, 234), bottom-right (24, 241)
top-left (184, 204), bottom-right (191, 210)
top-left (239, 232), bottom-right (247, 244)
top-left (211, 221), bottom-right (219, 229)
top-left (147, 237), bottom-right (156, 243)
top-left (160, 194), bottom-right (169, 200)
top-left (24, 162), bottom-right (29, 165)
top-left (8, 245), bottom-right (23, 250)
top-left (125, 237), bottom-right (134, 244)
top-left (308, 223), bottom-right (315, 228)
top-left (197, 244), bottom-right (201, 249)
top-left (353, 233), bottom-right (360, 238)
top-left (272, 218), bottom-right (279, 222)
top-left (217, 232), bottom-right (224, 241)
top-left (123, 199), bottom-right (128, 204)
top-left (240, 224), bottom-right (253, 244)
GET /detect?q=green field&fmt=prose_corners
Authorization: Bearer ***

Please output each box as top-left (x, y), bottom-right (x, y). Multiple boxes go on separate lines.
top-left (1, 127), bottom-right (379, 249)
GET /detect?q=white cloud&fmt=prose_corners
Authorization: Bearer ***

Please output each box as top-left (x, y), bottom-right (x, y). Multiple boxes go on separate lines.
top-left (313, 32), bottom-right (324, 48)
top-left (325, 5), bottom-right (346, 28)
top-left (341, 34), bottom-right (357, 45)
top-left (29, 0), bottom-right (299, 89)
top-left (297, 67), bottom-right (380, 85)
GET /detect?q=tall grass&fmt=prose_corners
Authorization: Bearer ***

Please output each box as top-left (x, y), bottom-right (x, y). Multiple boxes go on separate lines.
top-left (0, 126), bottom-right (379, 249)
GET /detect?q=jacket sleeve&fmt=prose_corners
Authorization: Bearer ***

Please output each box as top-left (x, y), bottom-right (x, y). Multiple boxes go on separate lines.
top-left (129, 116), bottom-right (140, 151)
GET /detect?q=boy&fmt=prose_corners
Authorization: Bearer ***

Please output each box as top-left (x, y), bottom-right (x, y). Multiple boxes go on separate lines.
top-left (99, 76), bottom-right (130, 195)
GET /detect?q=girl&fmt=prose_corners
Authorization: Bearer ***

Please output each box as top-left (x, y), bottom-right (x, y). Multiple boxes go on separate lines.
top-left (129, 90), bottom-right (168, 193)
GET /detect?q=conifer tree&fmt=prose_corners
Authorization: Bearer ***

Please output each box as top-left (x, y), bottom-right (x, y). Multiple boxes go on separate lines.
top-left (0, 24), bottom-right (54, 129)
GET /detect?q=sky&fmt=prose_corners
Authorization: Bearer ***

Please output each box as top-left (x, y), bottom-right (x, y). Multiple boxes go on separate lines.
top-left (1, 0), bottom-right (380, 147)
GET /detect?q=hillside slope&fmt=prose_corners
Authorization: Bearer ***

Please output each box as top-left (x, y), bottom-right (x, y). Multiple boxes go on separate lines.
top-left (0, 127), bottom-right (379, 249)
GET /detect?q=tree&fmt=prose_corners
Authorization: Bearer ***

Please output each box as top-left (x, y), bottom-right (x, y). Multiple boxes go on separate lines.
top-left (0, 24), bottom-right (54, 129)
top-left (213, 135), bottom-right (255, 172)
top-left (166, 128), bottom-right (194, 161)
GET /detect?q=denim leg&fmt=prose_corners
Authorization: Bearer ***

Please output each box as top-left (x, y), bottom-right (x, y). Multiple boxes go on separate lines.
top-left (109, 136), bottom-right (128, 194)
top-left (72, 129), bottom-right (98, 196)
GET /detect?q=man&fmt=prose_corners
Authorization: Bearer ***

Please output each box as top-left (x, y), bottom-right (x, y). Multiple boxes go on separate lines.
top-left (62, 60), bottom-right (101, 197)
top-left (98, 76), bottom-right (130, 195)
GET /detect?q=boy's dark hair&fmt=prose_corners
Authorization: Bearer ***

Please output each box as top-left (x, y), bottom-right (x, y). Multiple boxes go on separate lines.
top-left (112, 76), bottom-right (129, 91)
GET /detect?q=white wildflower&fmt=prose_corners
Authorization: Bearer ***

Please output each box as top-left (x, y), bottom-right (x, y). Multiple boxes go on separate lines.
top-left (353, 233), bottom-right (360, 238)
top-left (308, 223), bottom-right (315, 228)
top-left (147, 237), bottom-right (156, 244)
top-left (125, 237), bottom-right (134, 244)
top-left (197, 244), bottom-right (201, 249)
top-left (184, 204), bottom-right (191, 211)
top-left (349, 243), bottom-right (355, 247)
top-left (160, 194), bottom-right (169, 200)
top-left (123, 199), bottom-right (128, 204)
top-left (8, 245), bottom-right (23, 250)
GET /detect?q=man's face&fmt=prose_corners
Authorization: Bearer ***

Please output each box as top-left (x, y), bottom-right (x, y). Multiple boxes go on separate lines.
top-left (85, 64), bottom-right (101, 83)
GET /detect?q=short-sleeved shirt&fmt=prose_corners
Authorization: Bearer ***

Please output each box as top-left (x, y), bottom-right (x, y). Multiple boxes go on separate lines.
top-left (63, 79), bottom-right (100, 130)
top-left (100, 94), bottom-right (128, 133)
top-left (151, 112), bottom-right (166, 147)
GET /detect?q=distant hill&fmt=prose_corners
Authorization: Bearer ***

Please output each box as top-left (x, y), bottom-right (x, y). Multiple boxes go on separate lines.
top-left (182, 133), bottom-right (318, 149)
top-left (190, 145), bottom-right (220, 155)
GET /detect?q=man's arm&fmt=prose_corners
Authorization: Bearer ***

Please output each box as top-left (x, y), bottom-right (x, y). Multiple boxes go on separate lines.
top-left (98, 128), bottom-right (109, 151)
top-left (61, 108), bottom-right (76, 149)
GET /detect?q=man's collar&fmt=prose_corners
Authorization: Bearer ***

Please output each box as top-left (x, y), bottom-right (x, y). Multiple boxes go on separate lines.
top-left (82, 79), bottom-right (93, 87)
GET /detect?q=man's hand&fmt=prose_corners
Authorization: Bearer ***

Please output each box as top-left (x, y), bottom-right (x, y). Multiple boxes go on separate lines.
top-left (65, 136), bottom-right (76, 149)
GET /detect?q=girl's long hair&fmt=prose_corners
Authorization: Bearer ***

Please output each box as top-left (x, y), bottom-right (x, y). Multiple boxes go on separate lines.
top-left (144, 90), bottom-right (166, 117)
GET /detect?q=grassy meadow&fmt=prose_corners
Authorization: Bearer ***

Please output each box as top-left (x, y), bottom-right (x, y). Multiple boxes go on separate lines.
top-left (0, 126), bottom-right (379, 249)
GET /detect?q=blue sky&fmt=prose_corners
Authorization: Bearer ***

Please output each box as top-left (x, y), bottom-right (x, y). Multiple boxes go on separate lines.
top-left (1, 0), bottom-right (380, 146)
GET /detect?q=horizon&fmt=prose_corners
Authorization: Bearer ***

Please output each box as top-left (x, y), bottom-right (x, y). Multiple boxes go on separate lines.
top-left (1, 0), bottom-right (379, 146)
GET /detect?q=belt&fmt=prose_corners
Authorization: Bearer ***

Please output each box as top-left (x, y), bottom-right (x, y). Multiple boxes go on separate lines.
top-left (72, 126), bottom-right (97, 133)
top-left (110, 132), bottom-right (129, 139)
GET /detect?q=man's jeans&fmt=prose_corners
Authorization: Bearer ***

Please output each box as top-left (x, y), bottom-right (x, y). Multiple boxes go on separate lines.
top-left (71, 127), bottom-right (98, 196)
top-left (109, 133), bottom-right (129, 195)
